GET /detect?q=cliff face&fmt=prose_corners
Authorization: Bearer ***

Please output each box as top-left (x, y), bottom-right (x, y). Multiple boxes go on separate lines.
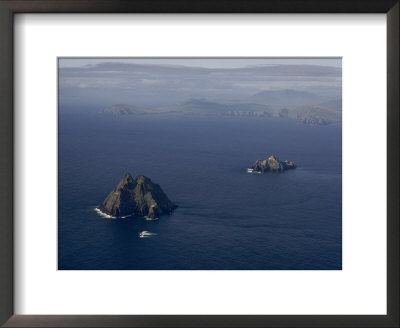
top-left (249, 155), bottom-right (296, 173)
top-left (99, 173), bottom-right (177, 218)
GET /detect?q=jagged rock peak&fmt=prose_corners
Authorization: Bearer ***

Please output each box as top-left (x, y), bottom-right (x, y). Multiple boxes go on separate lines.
top-left (135, 174), bottom-right (151, 183)
top-left (115, 172), bottom-right (135, 190)
top-left (248, 155), bottom-right (296, 173)
top-left (124, 172), bottom-right (133, 180)
top-left (98, 173), bottom-right (177, 218)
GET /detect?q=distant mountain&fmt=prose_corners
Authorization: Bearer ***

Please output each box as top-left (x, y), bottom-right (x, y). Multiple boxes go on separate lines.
top-left (245, 89), bottom-right (323, 109)
top-left (289, 106), bottom-right (342, 125)
top-left (177, 99), bottom-right (231, 113)
top-left (100, 90), bottom-right (342, 125)
top-left (100, 104), bottom-right (170, 115)
top-left (318, 99), bottom-right (342, 110)
top-left (177, 99), bottom-right (272, 114)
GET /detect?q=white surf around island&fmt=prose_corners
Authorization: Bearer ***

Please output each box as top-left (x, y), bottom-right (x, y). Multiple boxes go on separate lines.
top-left (139, 231), bottom-right (157, 238)
top-left (246, 168), bottom-right (262, 174)
top-left (144, 216), bottom-right (159, 221)
top-left (94, 207), bottom-right (135, 219)
top-left (95, 207), bottom-right (159, 220)
top-left (94, 207), bottom-right (117, 219)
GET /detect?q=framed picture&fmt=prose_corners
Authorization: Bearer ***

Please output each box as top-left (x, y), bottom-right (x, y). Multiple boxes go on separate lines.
top-left (0, 1), bottom-right (398, 327)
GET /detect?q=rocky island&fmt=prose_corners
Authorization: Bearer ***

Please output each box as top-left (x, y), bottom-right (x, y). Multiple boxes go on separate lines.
top-left (248, 155), bottom-right (296, 173)
top-left (98, 173), bottom-right (177, 219)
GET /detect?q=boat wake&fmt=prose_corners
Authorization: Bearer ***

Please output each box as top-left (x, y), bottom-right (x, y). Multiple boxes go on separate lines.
top-left (139, 231), bottom-right (157, 238)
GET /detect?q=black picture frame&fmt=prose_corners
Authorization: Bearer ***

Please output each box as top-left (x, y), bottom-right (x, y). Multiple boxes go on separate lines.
top-left (0, 1), bottom-right (398, 327)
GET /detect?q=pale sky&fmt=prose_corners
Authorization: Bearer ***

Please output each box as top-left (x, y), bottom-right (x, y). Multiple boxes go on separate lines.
top-left (59, 58), bottom-right (342, 69)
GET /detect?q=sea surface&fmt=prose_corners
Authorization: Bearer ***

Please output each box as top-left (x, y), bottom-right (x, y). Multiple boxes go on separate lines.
top-left (58, 110), bottom-right (342, 270)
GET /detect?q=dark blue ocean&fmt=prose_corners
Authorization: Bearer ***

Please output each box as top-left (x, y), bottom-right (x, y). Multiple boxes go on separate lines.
top-left (58, 111), bottom-right (342, 270)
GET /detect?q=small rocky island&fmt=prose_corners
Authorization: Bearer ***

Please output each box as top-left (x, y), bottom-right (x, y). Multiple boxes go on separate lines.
top-left (98, 173), bottom-right (177, 219)
top-left (247, 155), bottom-right (296, 173)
